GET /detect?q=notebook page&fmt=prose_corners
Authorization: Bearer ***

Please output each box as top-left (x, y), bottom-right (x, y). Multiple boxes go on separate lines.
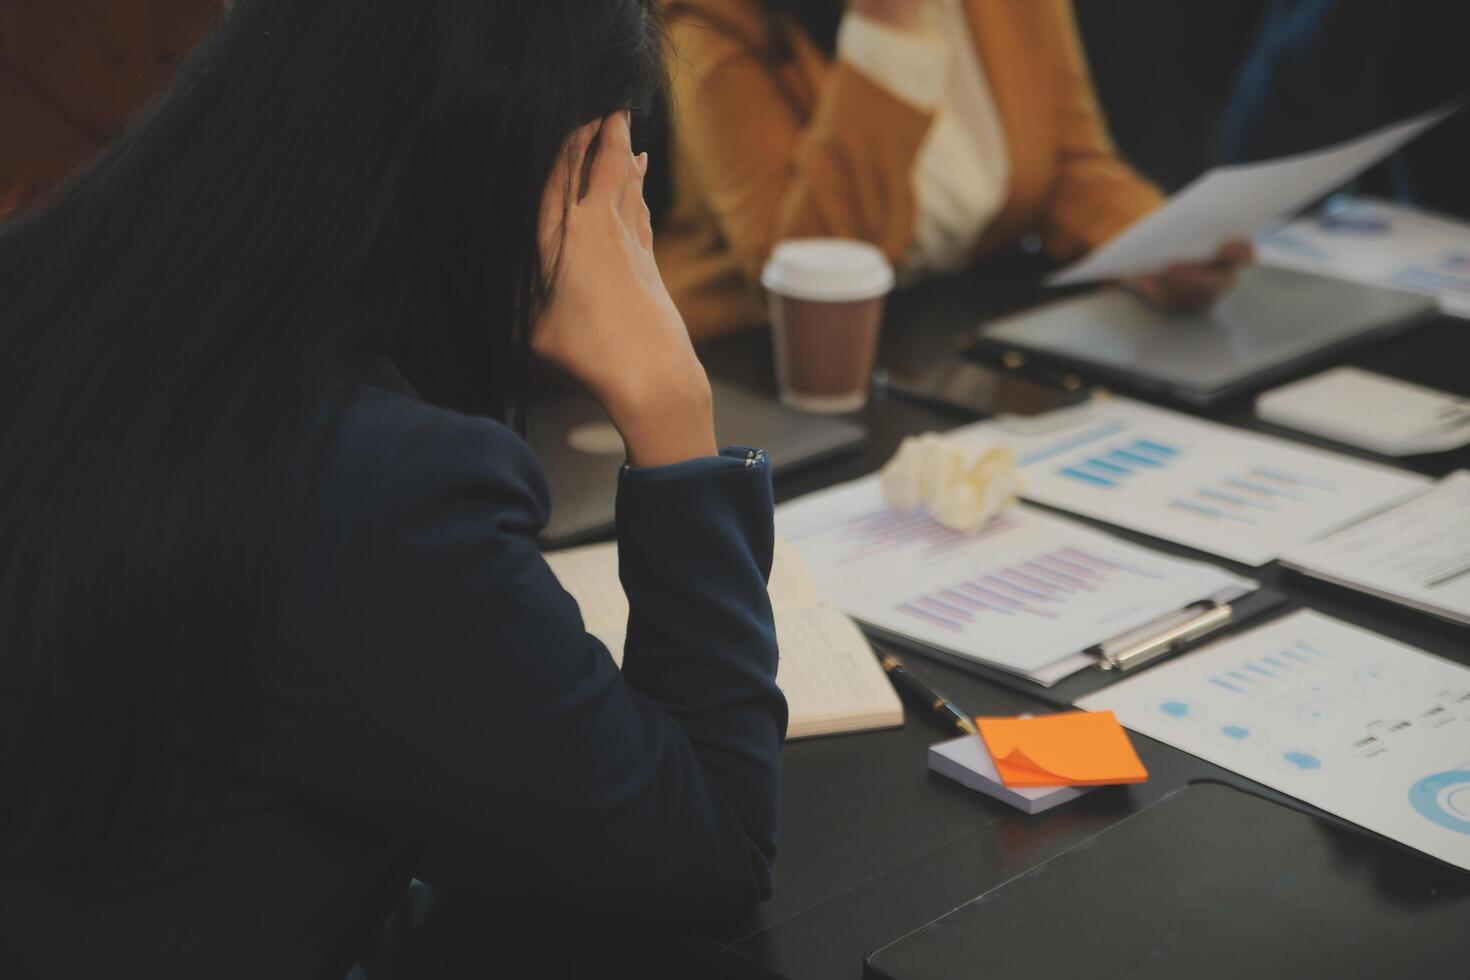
top-left (777, 607), bottom-right (904, 739)
top-left (543, 542), bottom-right (626, 635)
top-left (591, 628), bottom-right (626, 667)
top-left (546, 539), bottom-right (901, 738)
top-left (545, 536), bottom-right (821, 634)
top-left (768, 538), bottom-right (822, 611)
top-left (584, 610), bottom-right (899, 737)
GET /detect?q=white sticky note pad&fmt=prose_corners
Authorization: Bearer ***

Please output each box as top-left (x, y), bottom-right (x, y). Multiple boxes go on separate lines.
top-left (1257, 367), bottom-right (1470, 456)
top-left (929, 734), bottom-right (1091, 815)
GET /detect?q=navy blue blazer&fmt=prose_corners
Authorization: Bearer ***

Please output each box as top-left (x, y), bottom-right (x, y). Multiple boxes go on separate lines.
top-left (1, 382), bottom-right (786, 979)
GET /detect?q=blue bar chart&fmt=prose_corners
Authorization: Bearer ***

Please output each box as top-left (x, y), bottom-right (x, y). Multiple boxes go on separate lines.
top-left (1051, 432), bottom-right (1348, 528)
top-left (1056, 437), bottom-right (1181, 489)
top-left (966, 399), bottom-right (1428, 565)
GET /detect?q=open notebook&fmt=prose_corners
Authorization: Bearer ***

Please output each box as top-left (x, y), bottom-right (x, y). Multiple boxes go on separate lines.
top-left (545, 539), bottom-right (904, 739)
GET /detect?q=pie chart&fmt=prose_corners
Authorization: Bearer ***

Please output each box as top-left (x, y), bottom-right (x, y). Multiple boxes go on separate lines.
top-left (1408, 769), bottom-right (1470, 835)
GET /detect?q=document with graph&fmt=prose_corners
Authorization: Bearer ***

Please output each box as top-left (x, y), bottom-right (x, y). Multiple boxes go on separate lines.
top-left (1283, 471), bottom-right (1470, 627)
top-left (1080, 611), bottom-right (1470, 872)
top-left (776, 477), bottom-right (1254, 686)
top-left (960, 398), bottom-right (1429, 566)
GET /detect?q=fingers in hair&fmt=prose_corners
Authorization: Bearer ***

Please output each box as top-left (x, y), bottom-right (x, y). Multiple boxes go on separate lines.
top-left (590, 111), bottom-right (635, 209)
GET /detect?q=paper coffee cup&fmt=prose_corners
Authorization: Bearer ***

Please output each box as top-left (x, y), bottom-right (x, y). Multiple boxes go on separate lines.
top-left (761, 239), bottom-right (895, 414)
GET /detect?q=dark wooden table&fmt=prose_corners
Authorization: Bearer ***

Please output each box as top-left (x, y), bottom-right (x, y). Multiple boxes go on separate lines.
top-left (390, 261), bottom-right (1470, 980)
top-left (692, 260), bottom-right (1470, 980)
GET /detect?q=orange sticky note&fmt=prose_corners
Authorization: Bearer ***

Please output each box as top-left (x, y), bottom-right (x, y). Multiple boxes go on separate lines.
top-left (976, 711), bottom-right (1148, 788)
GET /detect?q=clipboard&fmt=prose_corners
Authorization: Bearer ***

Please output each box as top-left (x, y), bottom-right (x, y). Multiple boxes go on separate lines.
top-left (861, 586), bottom-right (1287, 709)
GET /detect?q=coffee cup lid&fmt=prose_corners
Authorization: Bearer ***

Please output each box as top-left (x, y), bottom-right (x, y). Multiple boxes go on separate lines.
top-left (760, 238), bottom-right (896, 303)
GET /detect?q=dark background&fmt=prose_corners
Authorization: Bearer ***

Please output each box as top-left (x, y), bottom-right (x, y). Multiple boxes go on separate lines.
top-left (1076, 0), bottom-right (1274, 191)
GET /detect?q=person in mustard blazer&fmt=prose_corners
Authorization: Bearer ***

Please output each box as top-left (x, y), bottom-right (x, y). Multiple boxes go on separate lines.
top-left (658, 0), bottom-right (1252, 340)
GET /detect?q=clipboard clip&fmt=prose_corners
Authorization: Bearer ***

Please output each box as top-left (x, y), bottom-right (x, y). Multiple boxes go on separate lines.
top-left (1096, 601), bottom-right (1235, 672)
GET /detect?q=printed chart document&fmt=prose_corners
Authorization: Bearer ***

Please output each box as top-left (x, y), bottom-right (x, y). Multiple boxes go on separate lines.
top-left (1259, 197), bottom-right (1470, 318)
top-left (1079, 611), bottom-right (1470, 872)
top-left (1051, 107), bottom-right (1453, 286)
top-left (1283, 472), bottom-right (1470, 627)
top-left (962, 398), bottom-right (1429, 566)
top-left (545, 539), bottom-right (903, 739)
top-left (776, 477), bottom-right (1251, 686)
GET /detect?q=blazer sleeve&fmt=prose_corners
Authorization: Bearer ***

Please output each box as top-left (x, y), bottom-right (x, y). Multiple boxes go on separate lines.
top-left (668, 9), bottom-right (937, 281)
top-left (267, 402), bottom-right (785, 925)
top-left (1037, 0), bottom-right (1165, 260)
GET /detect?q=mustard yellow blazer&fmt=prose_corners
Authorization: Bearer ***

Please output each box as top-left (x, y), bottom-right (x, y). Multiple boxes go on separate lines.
top-left (657, 0), bottom-right (1165, 340)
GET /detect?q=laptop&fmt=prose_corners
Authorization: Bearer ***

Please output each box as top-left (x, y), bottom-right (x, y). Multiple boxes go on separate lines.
top-left (969, 265), bottom-right (1437, 406)
top-left (529, 379), bottom-right (866, 548)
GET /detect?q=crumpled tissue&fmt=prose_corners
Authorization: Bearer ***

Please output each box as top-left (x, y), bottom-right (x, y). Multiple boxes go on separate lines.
top-left (880, 433), bottom-right (1022, 533)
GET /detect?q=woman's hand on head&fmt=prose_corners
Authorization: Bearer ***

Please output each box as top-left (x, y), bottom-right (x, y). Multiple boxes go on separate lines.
top-left (848, 0), bottom-right (928, 31)
top-left (1124, 238), bottom-right (1255, 313)
top-left (535, 112), bottom-right (717, 468)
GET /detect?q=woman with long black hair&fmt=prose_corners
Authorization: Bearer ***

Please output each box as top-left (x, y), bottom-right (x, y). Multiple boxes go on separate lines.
top-left (0, 2), bottom-right (785, 976)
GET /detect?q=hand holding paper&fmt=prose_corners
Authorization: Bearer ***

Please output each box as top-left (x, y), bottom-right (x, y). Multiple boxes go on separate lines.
top-left (1050, 106), bottom-right (1455, 287)
top-left (1125, 238), bottom-right (1255, 311)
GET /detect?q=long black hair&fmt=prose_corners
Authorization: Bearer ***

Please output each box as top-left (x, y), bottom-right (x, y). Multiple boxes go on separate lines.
top-left (0, 0), bottom-right (666, 864)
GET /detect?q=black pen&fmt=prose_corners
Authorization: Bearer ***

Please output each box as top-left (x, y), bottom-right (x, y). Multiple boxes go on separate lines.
top-left (878, 653), bottom-right (976, 737)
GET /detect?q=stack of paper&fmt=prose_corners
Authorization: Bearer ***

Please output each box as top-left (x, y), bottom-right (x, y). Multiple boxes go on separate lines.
top-left (930, 735), bottom-right (1087, 815)
top-left (776, 476), bottom-right (1252, 686)
top-left (545, 539), bottom-right (904, 739)
top-left (1282, 472), bottom-right (1470, 627)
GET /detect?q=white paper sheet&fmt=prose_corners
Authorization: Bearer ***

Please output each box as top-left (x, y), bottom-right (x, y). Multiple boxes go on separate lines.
top-left (776, 478), bottom-right (1249, 685)
top-left (1258, 197), bottom-right (1470, 318)
top-left (1051, 107), bottom-right (1454, 286)
top-left (961, 398), bottom-right (1429, 566)
top-left (1283, 472), bottom-right (1470, 627)
top-left (1079, 611), bottom-right (1470, 872)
